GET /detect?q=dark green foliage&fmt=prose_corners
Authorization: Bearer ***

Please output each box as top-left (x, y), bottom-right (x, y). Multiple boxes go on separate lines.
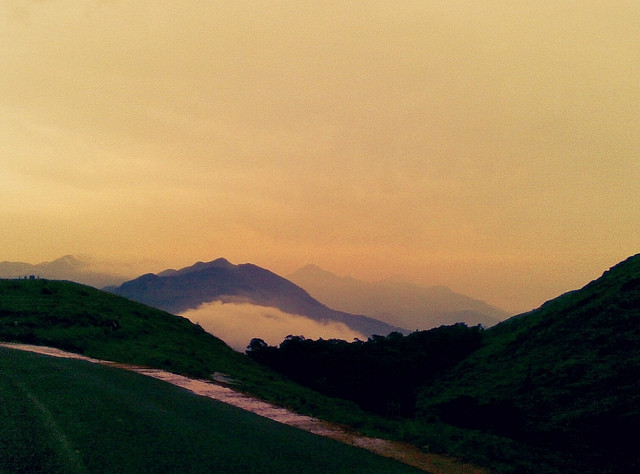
top-left (247, 324), bottom-right (483, 417)
top-left (413, 254), bottom-right (640, 472)
top-left (249, 254), bottom-right (640, 473)
top-left (0, 347), bottom-right (422, 473)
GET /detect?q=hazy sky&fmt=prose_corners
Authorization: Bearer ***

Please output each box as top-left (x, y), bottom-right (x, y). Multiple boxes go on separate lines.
top-left (2, 1), bottom-right (638, 313)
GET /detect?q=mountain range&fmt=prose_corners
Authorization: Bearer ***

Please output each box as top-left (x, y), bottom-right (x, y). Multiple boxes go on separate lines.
top-left (2, 253), bottom-right (640, 472)
top-left (108, 258), bottom-right (405, 338)
top-left (2, 256), bottom-right (508, 334)
top-left (288, 264), bottom-right (509, 329)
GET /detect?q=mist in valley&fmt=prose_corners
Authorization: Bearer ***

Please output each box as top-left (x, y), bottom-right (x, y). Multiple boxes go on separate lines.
top-left (181, 301), bottom-right (365, 352)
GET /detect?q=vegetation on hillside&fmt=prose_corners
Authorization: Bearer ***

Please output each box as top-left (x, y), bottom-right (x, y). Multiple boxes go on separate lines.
top-left (248, 254), bottom-right (640, 473)
top-left (3, 253), bottom-right (640, 472)
top-left (0, 278), bottom-right (242, 377)
top-left (413, 254), bottom-right (640, 472)
top-left (247, 324), bottom-right (483, 417)
top-left (0, 347), bottom-right (421, 473)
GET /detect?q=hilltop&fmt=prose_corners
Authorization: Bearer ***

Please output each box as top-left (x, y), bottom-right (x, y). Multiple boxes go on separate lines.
top-left (0, 255), bottom-right (129, 288)
top-left (0, 278), bottom-right (244, 377)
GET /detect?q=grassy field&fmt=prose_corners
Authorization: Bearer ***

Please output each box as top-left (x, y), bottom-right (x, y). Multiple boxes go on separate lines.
top-left (0, 347), bottom-right (423, 473)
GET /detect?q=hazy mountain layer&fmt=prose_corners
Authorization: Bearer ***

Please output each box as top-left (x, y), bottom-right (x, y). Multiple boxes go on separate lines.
top-left (0, 255), bottom-right (129, 288)
top-left (288, 264), bottom-right (509, 330)
top-left (110, 259), bottom-right (405, 338)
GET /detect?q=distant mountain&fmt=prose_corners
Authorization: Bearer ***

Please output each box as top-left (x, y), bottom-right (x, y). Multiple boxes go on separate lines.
top-left (109, 259), bottom-right (405, 338)
top-left (287, 264), bottom-right (509, 330)
top-left (0, 255), bottom-right (128, 288)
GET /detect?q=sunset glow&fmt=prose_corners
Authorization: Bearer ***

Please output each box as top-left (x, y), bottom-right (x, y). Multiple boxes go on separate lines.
top-left (2, 1), bottom-right (638, 312)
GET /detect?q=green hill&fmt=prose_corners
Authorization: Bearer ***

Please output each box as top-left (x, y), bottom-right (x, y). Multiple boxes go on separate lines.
top-left (0, 347), bottom-right (421, 473)
top-left (245, 254), bottom-right (640, 473)
top-left (414, 254), bottom-right (640, 472)
top-left (4, 252), bottom-right (639, 473)
top-left (0, 278), bottom-right (243, 377)
top-left (0, 278), bottom-right (378, 426)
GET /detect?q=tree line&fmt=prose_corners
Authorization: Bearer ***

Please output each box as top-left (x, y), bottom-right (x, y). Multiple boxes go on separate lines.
top-left (247, 323), bottom-right (483, 417)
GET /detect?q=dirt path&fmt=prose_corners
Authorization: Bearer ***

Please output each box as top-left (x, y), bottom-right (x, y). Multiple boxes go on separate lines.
top-left (0, 343), bottom-right (490, 474)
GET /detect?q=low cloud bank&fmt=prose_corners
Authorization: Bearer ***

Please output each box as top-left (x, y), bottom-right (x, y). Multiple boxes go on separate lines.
top-left (180, 301), bottom-right (366, 352)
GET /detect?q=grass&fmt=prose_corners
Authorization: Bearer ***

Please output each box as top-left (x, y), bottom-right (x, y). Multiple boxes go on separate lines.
top-left (9, 257), bottom-right (639, 474)
top-left (0, 279), bottom-right (431, 469)
top-left (0, 347), bottom-right (423, 473)
top-left (406, 254), bottom-right (640, 472)
top-left (0, 279), bottom-right (378, 426)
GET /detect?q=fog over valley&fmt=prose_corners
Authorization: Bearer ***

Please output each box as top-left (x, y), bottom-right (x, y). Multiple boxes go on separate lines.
top-left (180, 301), bottom-right (365, 352)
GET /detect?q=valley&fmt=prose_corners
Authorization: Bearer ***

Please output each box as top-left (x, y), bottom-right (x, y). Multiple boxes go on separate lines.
top-left (2, 253), bottom-right (640, 472)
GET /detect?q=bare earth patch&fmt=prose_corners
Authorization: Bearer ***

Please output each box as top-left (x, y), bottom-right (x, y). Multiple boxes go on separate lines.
top-left (0, 343), bottom-right (490, 474)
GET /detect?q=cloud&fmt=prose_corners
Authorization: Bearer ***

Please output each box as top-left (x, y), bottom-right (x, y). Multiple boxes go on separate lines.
top-left (180, 301), bottom-right (366, 352)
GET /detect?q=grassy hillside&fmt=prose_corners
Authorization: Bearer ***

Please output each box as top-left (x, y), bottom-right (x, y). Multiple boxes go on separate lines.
top-left (0, 278), bottom-right (240, 375)
top-left (0, 278), bottom-right (378, 428)
top-left (247, 255), bottom-right (640, 473)
top-left (413, 254), bottom-right (640, 472)
top-left (0, 347), bottom-right (422, 473)
top-left (5, 252), bottom-right (639, 473)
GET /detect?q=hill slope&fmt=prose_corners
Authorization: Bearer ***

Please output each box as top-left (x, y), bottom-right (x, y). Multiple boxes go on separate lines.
top-left (0, 278), bottom-right (401, 430)
top-left (288, 264), bottom-right (509, 329)
top-left (415, 253), bottom-right (640, 472)
top-left (109, 259), bottom-right (405, 337)
top-left (0, 347), bottom-right (421, 473)
top-left (0, 278), bottom-right (242, 378)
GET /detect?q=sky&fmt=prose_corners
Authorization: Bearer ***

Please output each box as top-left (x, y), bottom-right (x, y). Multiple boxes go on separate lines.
top-left (1, 1), bottom-right (639, 313)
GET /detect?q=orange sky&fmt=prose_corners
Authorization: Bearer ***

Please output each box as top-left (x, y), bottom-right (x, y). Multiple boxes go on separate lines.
top-left (2, 1), bottom-right (639, 313)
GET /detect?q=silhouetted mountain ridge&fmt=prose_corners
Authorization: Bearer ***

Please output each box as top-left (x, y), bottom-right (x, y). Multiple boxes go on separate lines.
top-left (110, 259), bottom-right (405, 337)
top-left (157, 258), bottom-right (235, 277)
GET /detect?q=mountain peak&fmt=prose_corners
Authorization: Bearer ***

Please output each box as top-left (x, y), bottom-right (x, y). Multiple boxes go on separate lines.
top-left (49, 255), bottom-right (85, 268)
top-left (291, 264), bottom-right (337, 278)
top-left (157, 258), bottom-right (236, 277)
top-left (111, 261), bottom-right (404, 338)
top-left (210, 257), bottom-right (234, 268)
